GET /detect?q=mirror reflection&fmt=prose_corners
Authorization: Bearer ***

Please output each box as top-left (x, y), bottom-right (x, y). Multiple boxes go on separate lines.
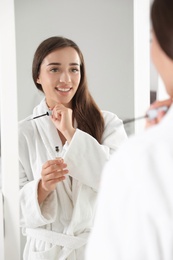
top-left (15, 1), bottom-right (133, 258)
top-left (0, 0), bottom-right (153, 259)
top-left (19, 35), bottom-right (127, 259)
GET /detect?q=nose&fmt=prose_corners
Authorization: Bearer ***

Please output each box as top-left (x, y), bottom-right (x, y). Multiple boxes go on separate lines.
top-left (59, 71), bottom-right (71, 83)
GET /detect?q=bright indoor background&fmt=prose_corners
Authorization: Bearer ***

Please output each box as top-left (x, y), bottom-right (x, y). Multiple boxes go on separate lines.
top-left (1, 0), bottom-right (167, 259)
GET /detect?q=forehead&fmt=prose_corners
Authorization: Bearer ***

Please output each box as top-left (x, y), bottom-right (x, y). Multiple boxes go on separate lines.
top-left (42, 47), bottom-right (81, 65)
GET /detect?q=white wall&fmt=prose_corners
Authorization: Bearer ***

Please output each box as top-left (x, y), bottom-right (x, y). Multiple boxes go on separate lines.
top-left (15, 0), bottom-right (135, 134)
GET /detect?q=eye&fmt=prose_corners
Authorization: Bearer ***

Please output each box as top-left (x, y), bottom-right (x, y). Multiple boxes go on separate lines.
top-left (50, 67), bottom-right (59, 73)
top-left (71, 67), bottom-right (79, 73)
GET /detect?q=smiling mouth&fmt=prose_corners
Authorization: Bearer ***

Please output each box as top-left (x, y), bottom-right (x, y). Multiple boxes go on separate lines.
top-left (55, 87), bottom-right (72, 92)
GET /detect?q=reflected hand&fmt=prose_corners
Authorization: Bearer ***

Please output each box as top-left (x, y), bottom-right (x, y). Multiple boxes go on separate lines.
top-left (38, 158), bottom-right (68, 204)
top-left (145, 98), bottom-right (172, 128)
top-left (51, 103), bottom-right (76, 143)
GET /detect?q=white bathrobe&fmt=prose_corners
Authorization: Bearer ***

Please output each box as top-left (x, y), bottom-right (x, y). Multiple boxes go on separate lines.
top-left (86, 104), bottom-right (173, 260)
top-left (19, 98), bottom-right (127, 260)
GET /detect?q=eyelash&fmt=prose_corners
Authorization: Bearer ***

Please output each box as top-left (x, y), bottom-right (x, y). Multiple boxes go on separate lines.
top-left (50, 68), bottom-right (59, 72)
top-left (50, 68), bottom-right (79, 73)
top-left (71, 68), bottom-right (79, 73)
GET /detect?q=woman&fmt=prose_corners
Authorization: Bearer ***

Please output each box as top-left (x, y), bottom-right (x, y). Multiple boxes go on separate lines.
top-left (85, 0), bottom-right (173, 259)
top-left (19, 36), bottom-right (127, 259)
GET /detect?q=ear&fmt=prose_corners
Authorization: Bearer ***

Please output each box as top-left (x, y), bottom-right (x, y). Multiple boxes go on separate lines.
top-left (36, 77), bottom-right (40, 84)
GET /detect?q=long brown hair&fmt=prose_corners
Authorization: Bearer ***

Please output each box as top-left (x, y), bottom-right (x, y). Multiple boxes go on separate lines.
top-left (151, 0), bottom-right (173, 60)
top-left (32, 36), bottom-right (104, 143)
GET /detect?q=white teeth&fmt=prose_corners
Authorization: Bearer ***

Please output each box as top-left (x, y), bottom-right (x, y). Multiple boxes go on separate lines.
top-left (57, 88), bottom-right (70, 92)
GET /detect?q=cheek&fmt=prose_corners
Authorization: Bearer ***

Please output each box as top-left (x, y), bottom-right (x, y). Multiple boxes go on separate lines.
top-left (77, 77), bottom-right (81, 86)
top-left (151, 41), bottom-right (159, 69)
top-left (164, 65), bottom-right (173, 97)
top-left (74, 74), bottom-right (81, 87)
top-left (38, 74), bottom-right (54, 86)
top-left (151, 40), bottom-right (164, 77)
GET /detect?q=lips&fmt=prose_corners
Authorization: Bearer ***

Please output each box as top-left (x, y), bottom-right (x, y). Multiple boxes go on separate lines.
top-left (55, 87), bottom-right (71, 92)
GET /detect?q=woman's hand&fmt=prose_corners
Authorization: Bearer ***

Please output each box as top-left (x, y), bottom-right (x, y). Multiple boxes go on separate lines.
top-left (38, 158), bottom-right (68, 204)
top-left (51, 103), bottom-right (76, 143)
top-left (145, 98), bottom-right (172, 128)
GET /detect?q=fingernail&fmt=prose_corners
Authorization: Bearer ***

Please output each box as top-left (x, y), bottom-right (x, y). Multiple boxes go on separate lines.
top-left (56, 158), bottom-right (63, 163)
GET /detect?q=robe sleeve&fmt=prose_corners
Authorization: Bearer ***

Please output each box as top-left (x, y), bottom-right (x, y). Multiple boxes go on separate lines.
top-left (19, 122), bottom-right (57, 228)
top-left (86, 134), bottom-right (173, 260)
top-left (62, 111), bottom-right (127, 191)
top-left (20, 178), bottom-right (57, 228)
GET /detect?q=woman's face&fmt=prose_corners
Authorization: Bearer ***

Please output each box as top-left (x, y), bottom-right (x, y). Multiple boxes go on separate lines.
top-left (37, 47), bottom-right (81, 108)
top-left (151, 31), bottom-right (173, 97)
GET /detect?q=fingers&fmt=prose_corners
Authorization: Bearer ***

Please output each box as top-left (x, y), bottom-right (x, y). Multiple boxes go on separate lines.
top-left (42, 159), bottom-right (68, 177)
top-left (43, 176), bottom-right (66, 188)
top-left (43, 168), bottom-right (68, 181)
top-left (145, 98), bottom-right (172, 128)
top-left (43, 158), bottom-right (64, 170)
top-left (51, 104), bottom-right (67, 119)
top-left (41, 158), bottom-right (69, 192)
top-left (50, 104), bottom-right (75, 142)
top-left (149, 98), bottom-right (172, 110)
top-left (51, 104), bottom-right (72, 117)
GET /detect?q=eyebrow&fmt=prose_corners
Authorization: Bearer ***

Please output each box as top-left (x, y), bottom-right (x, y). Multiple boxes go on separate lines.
top-left (47, 62), bottom-right (80, 66)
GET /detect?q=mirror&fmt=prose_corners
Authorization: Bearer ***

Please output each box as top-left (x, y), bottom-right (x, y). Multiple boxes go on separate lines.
top-left (15, 1), bottom-right (137, 257)
top-left (1, 0), bottom-right (151, 259)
